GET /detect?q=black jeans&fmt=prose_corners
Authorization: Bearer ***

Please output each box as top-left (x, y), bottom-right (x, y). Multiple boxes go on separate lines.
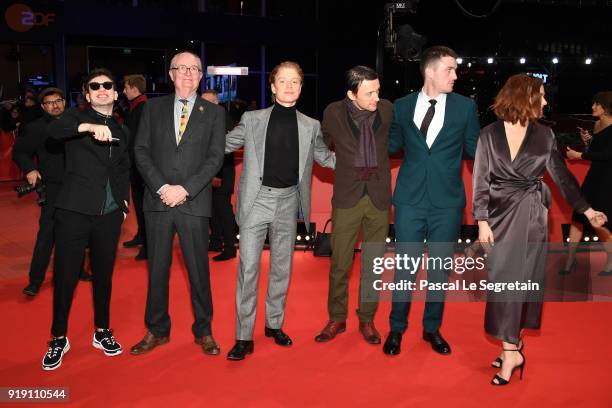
top-left (51, 209), bottom-right (123, 337)
top-left (210, 192), bottom-right (236, 252)
top-left (28, 183), bottom-right (60, 286)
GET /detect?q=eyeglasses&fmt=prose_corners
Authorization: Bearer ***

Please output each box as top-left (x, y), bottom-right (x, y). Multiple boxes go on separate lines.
top-left (88, 81), bottom-right (114, 91)
top-left (42, 98), bottom-right (65, 106)
top-left (170, 65), bottom-right (202, 74)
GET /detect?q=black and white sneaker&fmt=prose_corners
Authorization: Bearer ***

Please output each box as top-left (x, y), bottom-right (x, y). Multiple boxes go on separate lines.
top-left (42, 337), bottom-right (70, 371)
top-left (92, 329), bottom-right (123, 356)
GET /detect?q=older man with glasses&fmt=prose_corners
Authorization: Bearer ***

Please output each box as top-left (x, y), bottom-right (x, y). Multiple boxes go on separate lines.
top-left (131, 51), bottom-right (226, 357)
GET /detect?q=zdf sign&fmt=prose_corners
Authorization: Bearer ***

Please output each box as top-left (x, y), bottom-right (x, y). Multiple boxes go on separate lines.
top-left (5, 3), bottom-right (56, 33)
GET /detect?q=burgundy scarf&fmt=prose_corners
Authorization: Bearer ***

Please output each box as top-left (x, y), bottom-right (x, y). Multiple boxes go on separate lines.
top-left (129, 94), bottom-right (148, 112)
top-left (345, 98), bottom-right (377, 180)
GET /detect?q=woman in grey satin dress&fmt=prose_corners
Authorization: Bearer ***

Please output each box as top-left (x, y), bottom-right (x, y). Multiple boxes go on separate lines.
top-left (472, 74), bottom-right (607, 385)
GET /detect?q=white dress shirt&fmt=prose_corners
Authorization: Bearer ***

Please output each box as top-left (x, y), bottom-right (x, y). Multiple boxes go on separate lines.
top-left (413, 89), bottom-right (447, 148)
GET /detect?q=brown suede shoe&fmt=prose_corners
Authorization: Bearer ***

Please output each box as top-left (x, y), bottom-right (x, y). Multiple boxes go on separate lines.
top-left (314, 321), bottom-right (346, 342)
top-left (359, 321), bottom-right (381, 344)
top-left (130, 332), bottom-right (169, 355)
top-left (195, 335), bottom-right (220, 355)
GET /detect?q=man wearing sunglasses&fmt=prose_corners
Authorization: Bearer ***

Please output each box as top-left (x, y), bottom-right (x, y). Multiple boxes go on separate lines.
top-left (43, 68), bottom-right (130, 370)
top-left (13, 88), bottom-right (67, 297)
top-left (131, 51), bottom-right (226, 357)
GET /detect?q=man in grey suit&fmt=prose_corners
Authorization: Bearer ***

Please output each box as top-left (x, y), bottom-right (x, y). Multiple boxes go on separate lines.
top-left (225, 61), bottom-right (335, 360)
top-left (130, 51), bottom-right (226, 356)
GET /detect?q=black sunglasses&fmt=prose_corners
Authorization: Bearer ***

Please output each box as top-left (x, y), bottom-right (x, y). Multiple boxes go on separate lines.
top-left (88, 81), bottom-right (114, 91)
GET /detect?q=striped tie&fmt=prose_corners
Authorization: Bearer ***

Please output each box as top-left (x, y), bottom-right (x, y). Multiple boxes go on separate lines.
top-left (177, 99), bottom-right (189, 144)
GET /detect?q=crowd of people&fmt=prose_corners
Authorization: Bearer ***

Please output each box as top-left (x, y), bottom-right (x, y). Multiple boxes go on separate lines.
top-left (9, 46), bottom-right (612, 386)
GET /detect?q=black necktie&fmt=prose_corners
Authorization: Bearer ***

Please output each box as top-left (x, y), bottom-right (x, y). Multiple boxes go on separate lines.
top-left (420, 99), bottom-right (437, 139)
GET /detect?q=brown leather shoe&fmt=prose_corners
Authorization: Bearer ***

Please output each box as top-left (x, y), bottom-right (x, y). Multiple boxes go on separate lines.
top-left (195, 335), bottom-right (220, 355)
top-left (314, 321), bottom-right (346, 342)
top-left (130, 332), bottom-right (169, 355)
top-left (359, 321), bottom-right (381, 344)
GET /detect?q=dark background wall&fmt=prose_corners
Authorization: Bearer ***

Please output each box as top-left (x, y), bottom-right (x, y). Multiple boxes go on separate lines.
top-left (1, 0), bottom-right (611, 123)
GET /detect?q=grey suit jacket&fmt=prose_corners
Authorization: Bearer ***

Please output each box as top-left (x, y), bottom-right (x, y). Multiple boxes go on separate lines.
top-left (226, 106), bottom-right (335, 231)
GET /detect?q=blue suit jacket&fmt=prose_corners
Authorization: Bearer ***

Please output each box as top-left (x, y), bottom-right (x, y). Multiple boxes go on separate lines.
top-left (389, 92), bottom-right (480, 209)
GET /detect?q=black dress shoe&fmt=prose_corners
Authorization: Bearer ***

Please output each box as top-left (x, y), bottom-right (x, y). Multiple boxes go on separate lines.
top-left (79, 270), bottom-right (93, 282)
top-left (264, 327), bottom-right (293, 346)
top-left (123, 236), bottom-right (143, 248)
top-left (383, 331), bottom-right (402, 355)
top-left (23, 283), bottom-right (41, 297)
top-left (227, 340), bottom-right (254, 360)
top-left (423, 330), bottom-right (451, 355)
top-left (213, 251), bottom-right (236, 262)
top-left (135, 247), bottom-right (148, 261)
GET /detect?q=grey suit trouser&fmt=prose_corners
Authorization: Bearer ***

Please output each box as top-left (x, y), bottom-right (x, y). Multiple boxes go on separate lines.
top-left (236, 185), bottom-right (299, 340)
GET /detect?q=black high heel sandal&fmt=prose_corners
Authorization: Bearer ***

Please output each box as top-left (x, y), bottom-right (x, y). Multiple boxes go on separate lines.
top-left (491, 340), bottom-right (523, 368)
top-left (491, 348), bottom-right (526, 386)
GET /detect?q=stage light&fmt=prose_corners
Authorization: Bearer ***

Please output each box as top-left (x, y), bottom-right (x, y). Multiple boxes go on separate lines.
top-left (584, 236), bottom-right (590, 242)
top-left (236, 234), bottom-right (240, 240)
top-left (395, 80), bottom-right (399, 84)
top-left (594, 236), bottom-right (599, 242)
top-left (552, 57), bottom-right (559, 64)
top-left (465, 239), bottom-right (471, 244)
top-left (519, 57), bottom-right (526, 64)
top-left (296, 235), bottom-right (302, 241)
top-left (457, 58), bottom-right (463, 64)
top-left (487, 58), bottom-right (494, 64)
top-left (386, 238), bottom-right (391, 243)
top-left (305, 235), bottom-right (310, 241)
top-left (566, 237), bottom-right (570, 242)
top-left (458, 239), bottom-right (462, 243)
top-left (467, 62), bottom-right (472, 68)
top-left (585, 58), bottom-right (592, 65)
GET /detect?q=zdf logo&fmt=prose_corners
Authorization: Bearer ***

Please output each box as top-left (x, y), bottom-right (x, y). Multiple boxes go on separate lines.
top-left (5, 3), bottom-right (56, 32)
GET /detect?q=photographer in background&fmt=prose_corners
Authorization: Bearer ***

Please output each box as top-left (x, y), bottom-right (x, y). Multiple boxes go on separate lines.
top-left (12, 88), bottom-right (91, 297)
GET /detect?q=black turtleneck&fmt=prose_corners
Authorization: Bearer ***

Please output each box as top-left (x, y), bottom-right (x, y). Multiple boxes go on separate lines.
top-left (263, 103), bottom-right (299, 188)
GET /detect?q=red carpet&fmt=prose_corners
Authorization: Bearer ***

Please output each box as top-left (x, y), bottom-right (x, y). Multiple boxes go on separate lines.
top-left (1, 181), bottom-right (611, 407)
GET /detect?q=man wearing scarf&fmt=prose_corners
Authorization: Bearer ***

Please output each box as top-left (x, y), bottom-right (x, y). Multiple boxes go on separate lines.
top-left (315, 66), bottom-right (392, 345)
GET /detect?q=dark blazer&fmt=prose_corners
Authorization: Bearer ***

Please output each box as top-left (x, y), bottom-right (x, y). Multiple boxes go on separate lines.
top-left (134, 94), bottom-right (226, 217)
top-left (47, 107), bottom-right (130, 215)
top-left (125, 95), bottom-right (147, 156)
top-left (213, 152), bottom-right (235, 195)
top-left (389, 92), bottom-right (480, 208)
top-left (581, 124), bottom-right (612, 215)
top-left (12, 113), bottom-right (65, 184)
top-left (322, 99), bottom-right (393, 210)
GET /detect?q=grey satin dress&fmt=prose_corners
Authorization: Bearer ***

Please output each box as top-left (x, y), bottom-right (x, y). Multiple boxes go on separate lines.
top-left (472, 120), bottom-right (589, 343)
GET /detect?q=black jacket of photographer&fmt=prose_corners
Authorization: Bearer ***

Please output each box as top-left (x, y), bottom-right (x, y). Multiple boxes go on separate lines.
top-left (12, 112), bottom-right (65, 186)
top-left (47, 107), bottom-right (130, 215)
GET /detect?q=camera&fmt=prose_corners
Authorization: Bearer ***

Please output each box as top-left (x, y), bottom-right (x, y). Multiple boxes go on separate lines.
top-left (15, 181), bottom-right (47, 206)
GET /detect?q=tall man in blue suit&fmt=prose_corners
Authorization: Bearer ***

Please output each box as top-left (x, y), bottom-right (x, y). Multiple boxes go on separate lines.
top-left (383, 46), bottom-right (480, 356)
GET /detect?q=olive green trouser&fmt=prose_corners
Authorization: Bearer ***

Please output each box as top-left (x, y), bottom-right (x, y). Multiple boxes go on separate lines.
top-left (328, 195), bottom-right (389, 322)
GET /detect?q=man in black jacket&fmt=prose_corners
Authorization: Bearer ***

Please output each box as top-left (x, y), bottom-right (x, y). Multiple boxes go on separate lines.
top-left (13, 88), bottom-right (92, 297)
top-left (13, 88), bottom-right (66, 296)
top-left (202, 89), bottom-right (237, 261)
top-left (122, 74), bottom-right (148, 260)
top-left (42, 68), bottom-right (130, 371)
